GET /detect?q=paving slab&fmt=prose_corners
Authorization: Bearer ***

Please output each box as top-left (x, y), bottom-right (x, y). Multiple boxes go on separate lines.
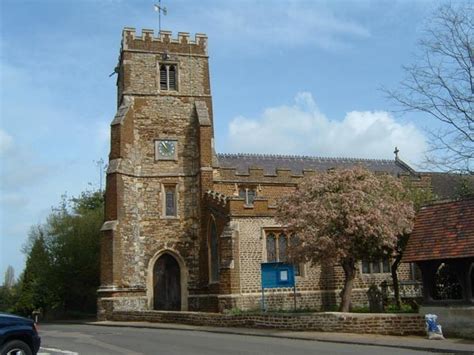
top-left (90, 320), bottom-right (474, 354)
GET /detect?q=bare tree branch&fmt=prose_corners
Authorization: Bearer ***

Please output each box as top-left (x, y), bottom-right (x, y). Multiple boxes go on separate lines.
top-left (383, 2), bottom-right (473, 173)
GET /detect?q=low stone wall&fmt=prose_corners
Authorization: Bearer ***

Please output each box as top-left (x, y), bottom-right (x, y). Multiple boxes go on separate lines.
top-left (111, 310), bottom-right (425, 336)
top-left (188, 289), bottom-right (373, 313)
top-left (420, 305), bottom-right (474, 339)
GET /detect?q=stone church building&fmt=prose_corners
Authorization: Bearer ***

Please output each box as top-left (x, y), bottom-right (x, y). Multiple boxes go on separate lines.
top-left (97, 29), bottom-right (451, 319)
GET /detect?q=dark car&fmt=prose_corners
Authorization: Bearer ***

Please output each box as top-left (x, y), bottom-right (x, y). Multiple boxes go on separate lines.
top-left (0, 313), bottom-right (41, 355)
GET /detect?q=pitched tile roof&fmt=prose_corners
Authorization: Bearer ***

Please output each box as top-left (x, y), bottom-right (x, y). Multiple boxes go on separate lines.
top-left (403, 198), bottom-right (474, 262)
top-left (217, 153), bottom-right (412, 175)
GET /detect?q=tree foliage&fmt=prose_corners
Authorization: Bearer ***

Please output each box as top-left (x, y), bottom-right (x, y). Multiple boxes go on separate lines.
top-left (3, 266), bottom-right (15, 289)
top-left (12, 190), bottom-right (104, 318)
top-left (276, 167), bottom-right (414, 312)
top-left (386, 2), bottom-right (473, 172)
top-left (0, 266), bottom-right (18, 312)
top-left (14, 233), bottom-right (54, 315)
top-left (454, 175), bottom-right (474, 198)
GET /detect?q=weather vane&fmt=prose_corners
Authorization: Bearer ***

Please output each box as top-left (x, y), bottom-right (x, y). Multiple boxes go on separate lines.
top-left (154, 0), bottom-right (167, 33)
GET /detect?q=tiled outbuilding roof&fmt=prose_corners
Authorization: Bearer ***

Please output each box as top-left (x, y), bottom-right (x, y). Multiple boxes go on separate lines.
top-left (403, 198), bottom-right (474, 262)
top-left (217, 153), bottom-right (412, 175)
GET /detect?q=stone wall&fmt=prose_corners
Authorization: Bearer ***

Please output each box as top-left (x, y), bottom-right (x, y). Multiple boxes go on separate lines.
top-left (223, 289), bottom-right (377, 312)
top-left (188, 210), bottom-right (418, 312)
top-left (110, 310), bottom-right (425, 336)
top-left (223, 216), bottom-right (416, 311)
top-left (420, 305), bottom-right (474, 339)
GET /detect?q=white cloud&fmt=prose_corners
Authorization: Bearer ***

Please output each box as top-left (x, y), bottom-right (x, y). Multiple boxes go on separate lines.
top-left (226, 92), bottom-right (427, 166)
top-left (200, 3), bottom-right (370, 50)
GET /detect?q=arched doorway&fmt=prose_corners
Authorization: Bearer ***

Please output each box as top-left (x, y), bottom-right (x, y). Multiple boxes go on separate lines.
top-left (153, 253), bottom-right (181, 310)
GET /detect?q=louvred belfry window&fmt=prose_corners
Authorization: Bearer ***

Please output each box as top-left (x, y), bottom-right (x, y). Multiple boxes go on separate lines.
top-left (159, 64), bottom-right (177, 91)
top-left (160, 65), bottom-right (167, 90)
top-left (168, 65), bottom-right (176, 90)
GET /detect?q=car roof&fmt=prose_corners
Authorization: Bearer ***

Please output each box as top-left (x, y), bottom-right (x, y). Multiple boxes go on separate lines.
top-left (0, 313), bottom-right (33, 323)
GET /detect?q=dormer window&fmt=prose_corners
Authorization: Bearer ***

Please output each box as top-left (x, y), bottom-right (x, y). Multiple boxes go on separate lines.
top-left (239, 187), bottom-right (256, 205)
top-left (160, 64), bottom-right (177, 91)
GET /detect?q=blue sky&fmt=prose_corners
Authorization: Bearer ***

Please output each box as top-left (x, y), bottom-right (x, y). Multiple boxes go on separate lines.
top-left (0, 0), bottom-right (441, 278)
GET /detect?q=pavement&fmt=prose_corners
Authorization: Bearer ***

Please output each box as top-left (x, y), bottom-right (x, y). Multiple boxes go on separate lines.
top-left (89, 320), bottom-right (474, 354)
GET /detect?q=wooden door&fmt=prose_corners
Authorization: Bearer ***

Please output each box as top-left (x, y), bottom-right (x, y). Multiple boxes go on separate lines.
top-left (153, 254), bottom-right (181, 310)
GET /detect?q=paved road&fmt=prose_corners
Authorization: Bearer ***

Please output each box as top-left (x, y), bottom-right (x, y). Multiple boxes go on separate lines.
top-left (38, 323), bottom-right (432, 355)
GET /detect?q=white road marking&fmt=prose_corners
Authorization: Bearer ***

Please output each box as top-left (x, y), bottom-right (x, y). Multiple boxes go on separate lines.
top-left (40, 329), bottom-right (140, 354)
top-left (40, 347), bottom-right (79, 354)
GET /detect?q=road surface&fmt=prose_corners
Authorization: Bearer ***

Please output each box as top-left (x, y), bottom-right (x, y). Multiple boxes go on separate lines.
top-left (38, 323), bottom-right (431, 355)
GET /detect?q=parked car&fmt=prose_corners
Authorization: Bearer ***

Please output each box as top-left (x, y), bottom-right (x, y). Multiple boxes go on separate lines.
top-left (0, 313), bottom-right (41, 355)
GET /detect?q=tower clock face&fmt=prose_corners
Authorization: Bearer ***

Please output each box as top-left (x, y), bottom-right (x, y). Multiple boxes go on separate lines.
top-left (157, 140), bottom-right (177, 159)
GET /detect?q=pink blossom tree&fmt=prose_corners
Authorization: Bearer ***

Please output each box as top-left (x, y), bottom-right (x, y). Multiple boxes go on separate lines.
top-left (276, 167), bottom-right (415, 312)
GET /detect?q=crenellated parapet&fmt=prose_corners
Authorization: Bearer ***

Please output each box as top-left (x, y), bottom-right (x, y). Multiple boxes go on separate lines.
top-left (216, 153), bottom-right (417, 185)
top-left (216, 167), bottom-right (317, 185)
top-left (122, 28), bottom-right (207, 55)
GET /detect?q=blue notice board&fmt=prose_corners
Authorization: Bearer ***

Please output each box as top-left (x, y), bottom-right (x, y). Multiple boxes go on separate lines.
top-left (261, 262), bottom-right (295, 288)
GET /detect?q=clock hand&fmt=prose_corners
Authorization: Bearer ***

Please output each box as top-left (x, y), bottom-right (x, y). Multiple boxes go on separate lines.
top-left (160, 142), bottom-right (168, 153)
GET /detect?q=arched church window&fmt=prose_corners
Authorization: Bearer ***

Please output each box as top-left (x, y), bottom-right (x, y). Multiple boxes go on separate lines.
top-left (432, 263), bottom-right (463, 300)
top-left (209, 218), bottom-right (219, 283)
top-left (162, 184), bottom-right (177, 217)
top-left (278, 233), bottom-right (287, 262)
top-left (265, 232), bottom-right (288, 263)
top-left (265, 231), bottom-right (302, 276)
top-left (266, 233), bottom-right (276, 262)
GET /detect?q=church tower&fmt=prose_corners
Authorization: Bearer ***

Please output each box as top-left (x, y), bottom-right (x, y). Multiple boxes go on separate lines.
top-left (98, 28), bottom-right (214, 317)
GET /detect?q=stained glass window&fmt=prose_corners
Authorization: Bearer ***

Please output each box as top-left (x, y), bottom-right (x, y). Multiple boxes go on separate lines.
top-left (164, 186), bottom-right (176, 217)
